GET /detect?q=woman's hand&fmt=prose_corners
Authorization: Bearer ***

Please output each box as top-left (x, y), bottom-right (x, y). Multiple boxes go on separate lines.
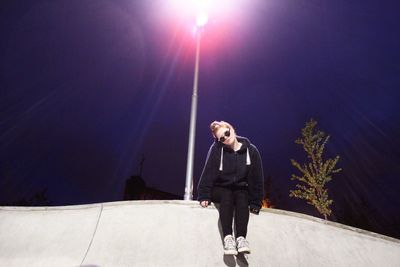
top-left (250, 207), bottom-right (260, 215)
top-left (200, 200), bottom-right (209, 208)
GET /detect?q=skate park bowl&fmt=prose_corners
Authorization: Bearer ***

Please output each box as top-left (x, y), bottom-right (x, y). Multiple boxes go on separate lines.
top-left (1, 200), bottom-right (399, 267)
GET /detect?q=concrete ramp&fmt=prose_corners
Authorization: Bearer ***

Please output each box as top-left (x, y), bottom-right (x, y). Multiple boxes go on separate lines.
top-left (1, 200), bottom-right (399, 267)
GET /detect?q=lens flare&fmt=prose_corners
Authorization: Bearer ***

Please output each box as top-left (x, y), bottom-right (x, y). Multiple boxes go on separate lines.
top-left (166, 0), bottom-right (242, 27)
top-left (196, 12), bottom-right (209, 27)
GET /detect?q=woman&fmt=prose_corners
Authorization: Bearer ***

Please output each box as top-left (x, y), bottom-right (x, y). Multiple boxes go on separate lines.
top-left (197, 121), bottom-right (264, 255)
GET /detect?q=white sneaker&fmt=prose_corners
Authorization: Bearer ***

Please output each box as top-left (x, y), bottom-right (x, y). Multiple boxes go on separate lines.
top-left (236, 236), bottom-right (251, 254)
top-left (223, 235), bottom-right (238, 255)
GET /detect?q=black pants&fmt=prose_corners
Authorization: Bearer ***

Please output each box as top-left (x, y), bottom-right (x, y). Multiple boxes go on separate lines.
top-left (212, 186), bottom-right (249, 238)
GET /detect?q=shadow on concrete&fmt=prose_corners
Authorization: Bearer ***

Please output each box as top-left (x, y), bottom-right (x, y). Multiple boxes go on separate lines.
top-left (236, 254), bottom-right (249, 267)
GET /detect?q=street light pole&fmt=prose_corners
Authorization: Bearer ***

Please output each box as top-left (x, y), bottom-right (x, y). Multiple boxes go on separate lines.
top-left (184, 29), bottom-right (202, 201)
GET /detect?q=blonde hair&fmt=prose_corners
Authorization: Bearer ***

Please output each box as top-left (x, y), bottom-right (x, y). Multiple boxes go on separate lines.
top-left (210, 121), bottom-right (235, 138)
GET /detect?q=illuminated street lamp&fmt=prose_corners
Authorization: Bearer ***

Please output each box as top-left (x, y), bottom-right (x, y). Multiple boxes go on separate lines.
top-left (167, 0), bottom-right (241, 200)
top-left (184, 11), bottom-right (208, 200)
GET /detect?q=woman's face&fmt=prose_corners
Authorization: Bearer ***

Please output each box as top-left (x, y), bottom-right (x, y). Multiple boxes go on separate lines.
top-left (215, 126), bottom-right (236, 146)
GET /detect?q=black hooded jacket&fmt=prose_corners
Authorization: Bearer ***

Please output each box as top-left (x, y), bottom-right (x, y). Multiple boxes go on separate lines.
top-left (197, 136), bottom-right (265, 210)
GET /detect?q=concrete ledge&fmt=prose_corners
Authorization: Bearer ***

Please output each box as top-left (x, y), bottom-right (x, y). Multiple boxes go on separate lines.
top-left (1, 200), bottom-right (399, 267)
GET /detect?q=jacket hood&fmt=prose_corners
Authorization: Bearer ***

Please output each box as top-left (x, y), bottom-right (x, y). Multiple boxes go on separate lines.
top-left (236, 136), bottom-right (252, 151)
top-left (215, 135), bottom-right (252, 171)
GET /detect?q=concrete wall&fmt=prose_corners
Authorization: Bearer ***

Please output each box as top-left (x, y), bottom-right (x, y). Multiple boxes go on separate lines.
top-left (1, 200), bottom-right (399, 267)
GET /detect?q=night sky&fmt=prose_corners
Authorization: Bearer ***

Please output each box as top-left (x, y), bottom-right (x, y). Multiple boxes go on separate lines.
top-left (1, 1), bottom-right (399, 237)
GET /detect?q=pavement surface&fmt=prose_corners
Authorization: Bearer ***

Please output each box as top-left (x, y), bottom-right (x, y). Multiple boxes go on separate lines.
top-left (1, 200), bottom-right (399, 267)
